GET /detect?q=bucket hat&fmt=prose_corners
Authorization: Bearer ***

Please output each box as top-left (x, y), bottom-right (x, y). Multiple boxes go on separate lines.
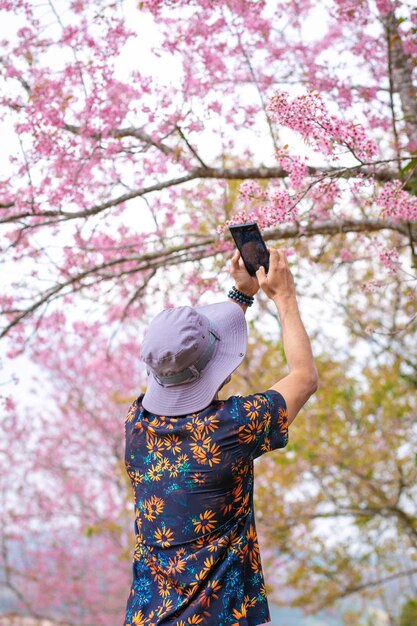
top-left (140, 302), bottom-right (247, 416)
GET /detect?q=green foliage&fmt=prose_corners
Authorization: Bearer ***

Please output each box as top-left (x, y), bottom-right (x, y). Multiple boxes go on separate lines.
top-left (401, 158), bottom-right (417, 196)
top-left (399, 598), bottom-right (417, 626)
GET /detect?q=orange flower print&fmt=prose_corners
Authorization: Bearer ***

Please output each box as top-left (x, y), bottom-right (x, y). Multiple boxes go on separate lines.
top-left (278, 405), bottom-right (289, 430)
top-left (144, 495), bottom-right (164, 521)
top-left (261, 436), bottom-right (271, 454)
top-left (146, 435), bottom-right (164, 459)
top-left (156, 598), bottom-right (173, 617)
top-left (149, 415), bottom-right (170, 430)
top-left (234, 492), bottom-right (250, 518)
top-left (148, 416), bottom-right (161, 429)
top-left (195, 441), bottom-right (221, 466)
top-left (200, 413), bottom-right (219, 435)
top-left (156, 456), bottom-right (171, 472)
top-left (166, 461), bottom-right (178, 476)
top-left (176, 453), bottom-right (189, 466)
top-left (243, 398), bottom-right (262, 418)
top-left (147, 560), bottom-right (162, 582)
top-left (164, 434), bottom-right (182, 454)
top-left (244, 594), bottom-right (257, 609)
top-left (191, 472), bottom-right (206, 485)
top-left (238, 420), bottom-right (259, 444)
top-left (125, 401), bottom-right (137, 423)
top-left (189, 569), bottom-right (206, 594)
top-left (260, 409), bottom-right (272, 427)
top-left (190, 429), bottom-right (212, 458)
top-left (127, 469), bottom-right (144, 486)
top-left (158, 577), bottom-right (172, 598)
top-left (207, 535), bottom-right (222, 553)
top-left (145, 610), bottom-right (158, 626)
top-left (231, 595), bottom-right (257, 625)
top-left (134, 509), bottom-right (142, 530)
top-left (231, 602), bottom-right (247, 624)
top-left (185, 415), bottom-right (203, 431)
top-left (154, 524), bottom-right (174, 547)
top-left (241, 524), bottom-right (261, 572)
top-left (198, 578), bottom-right (222, 607)
top-left (134, 421), bottom-right (144, 434)
top-left (201, 555), bottom-right (215, 574)
top-left (194, 536), bottom-right (208, 550)
top-left (232, 481), bottom-right (243, 503)
top-left (133, 531), bottom-right (146, 554)
top-left (231, 457), bottom-right (248, 477)
top-left (220, 490), bottom-right (236, 516)
top-left (167, 552), bottom-right (187, 575)
top-left (222, 527), bottom-right (242, 554)
top-left (193, 510), bottom-right (217, 534)
top-left (132, 610), bottom-right (146, 625)
top-left (250, 551), bottom-right (261, 574)
top-left (147, 464), bottom-right (162, 481)
top-left (187, 615), bottom-right (204, 624)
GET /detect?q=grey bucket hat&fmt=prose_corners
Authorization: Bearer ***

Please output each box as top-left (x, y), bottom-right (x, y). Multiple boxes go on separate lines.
top-left (140, 302), bottom-right (247, 416)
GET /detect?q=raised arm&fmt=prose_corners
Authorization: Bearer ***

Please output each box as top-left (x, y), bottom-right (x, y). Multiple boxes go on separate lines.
top-left (256, 248), bottom-right (318, 426)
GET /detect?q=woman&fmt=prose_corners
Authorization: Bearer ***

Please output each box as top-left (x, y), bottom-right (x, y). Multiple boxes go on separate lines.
top-left (123, 248), bottom-right (318, 626)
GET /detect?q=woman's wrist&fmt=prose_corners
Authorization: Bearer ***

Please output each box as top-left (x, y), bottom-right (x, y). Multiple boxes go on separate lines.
top-left (228, 286), bottom-right (255, 307)
top-left (233, 284), bottom-right (258, 298)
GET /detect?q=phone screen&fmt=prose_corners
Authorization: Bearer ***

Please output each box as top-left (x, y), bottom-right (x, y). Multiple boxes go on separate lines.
top-left (229, 222), bottom-right (270, 276)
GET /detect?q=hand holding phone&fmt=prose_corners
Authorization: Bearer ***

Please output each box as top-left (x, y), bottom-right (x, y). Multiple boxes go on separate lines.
top-left (229, 249), bottom-right (260, 297)
top-left (255, 247), bottom-right (296, 302)
top-left (228, 222), bottom-right (270, 276)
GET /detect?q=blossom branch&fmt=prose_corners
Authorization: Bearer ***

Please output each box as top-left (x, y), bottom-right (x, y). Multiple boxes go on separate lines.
top-left (0, 218), bottom-right (409, 340)
top-left (0, 164), bottom-right (400, 225)
top-left (63, 123), bottom-right (175, 156)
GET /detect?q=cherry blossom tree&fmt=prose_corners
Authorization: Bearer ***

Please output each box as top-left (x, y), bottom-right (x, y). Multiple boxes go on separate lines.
top-left (1, 0), bottom-right (416, 343)
top-left (1, 0), bottom-right (416, 624)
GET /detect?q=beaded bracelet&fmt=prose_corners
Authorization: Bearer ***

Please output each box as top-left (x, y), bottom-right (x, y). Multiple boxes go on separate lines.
top-left (228, 286), bottom-right (254, 307)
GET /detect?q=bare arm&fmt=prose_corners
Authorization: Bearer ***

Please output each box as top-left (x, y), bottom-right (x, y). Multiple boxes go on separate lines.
top-left (256, 249), bottom-right (318, 426)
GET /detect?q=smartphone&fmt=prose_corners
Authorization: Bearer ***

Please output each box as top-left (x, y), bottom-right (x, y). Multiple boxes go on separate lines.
top-left (229, 222), bottom-right (270, 276)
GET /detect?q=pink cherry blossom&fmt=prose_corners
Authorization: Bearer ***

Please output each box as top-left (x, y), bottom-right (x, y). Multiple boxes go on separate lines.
top-left (378, 180), bottom-right (417, 222)
top-left (375, 241), bottom-right (401, 274)
top-left (267, 90), bottom-right (378, 161)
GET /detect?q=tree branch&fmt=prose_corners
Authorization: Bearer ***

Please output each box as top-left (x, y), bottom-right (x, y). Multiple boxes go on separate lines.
top-left (175, 125), bottom-right (209, 168)
top-left (383, 10), bottom-right (417, 145)
top-left (64, 123), bottom-right (175, 156)
top-left (0, 163), bottom-right (400, 225)
top-left (338, 567), bottom-right (417, 598)
top-left (0, 217), bottom-right (409, 339)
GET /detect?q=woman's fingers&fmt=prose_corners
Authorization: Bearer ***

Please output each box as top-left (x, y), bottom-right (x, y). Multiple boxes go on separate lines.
top-left (256, 265), bottom-right (266, 284)
top-left (230, 250), bottom-right (240, 273)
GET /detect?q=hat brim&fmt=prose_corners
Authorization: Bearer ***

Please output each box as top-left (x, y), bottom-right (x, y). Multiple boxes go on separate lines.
top-left (141, 301), bottom-right (247, 416)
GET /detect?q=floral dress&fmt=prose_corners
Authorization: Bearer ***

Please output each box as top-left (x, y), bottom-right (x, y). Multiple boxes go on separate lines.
top-left (123, 390), bottom-right (288, 626)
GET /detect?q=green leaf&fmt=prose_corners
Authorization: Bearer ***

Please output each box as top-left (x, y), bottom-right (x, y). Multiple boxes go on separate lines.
top-left (83, 525), bottom-right (96, 537)
top-left (401, 158), bottom-right (417, 175)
